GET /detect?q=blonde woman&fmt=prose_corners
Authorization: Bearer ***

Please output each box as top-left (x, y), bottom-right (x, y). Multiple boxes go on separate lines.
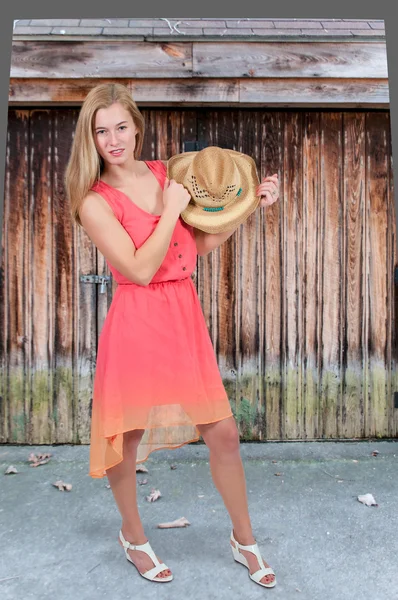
top-left (65, 83), bottom-right (279, 587)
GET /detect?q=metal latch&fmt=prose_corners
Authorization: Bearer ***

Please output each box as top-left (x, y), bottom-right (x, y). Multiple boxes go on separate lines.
top-left (80, 274), bottom-right (111, 294)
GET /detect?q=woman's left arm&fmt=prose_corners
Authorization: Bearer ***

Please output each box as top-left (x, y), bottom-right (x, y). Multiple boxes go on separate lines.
top-left (194, 173), bottom-right (280, 257)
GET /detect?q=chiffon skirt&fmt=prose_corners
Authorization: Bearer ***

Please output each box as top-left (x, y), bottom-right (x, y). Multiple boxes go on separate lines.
top-left (89, 277), bottom-right (233, 478)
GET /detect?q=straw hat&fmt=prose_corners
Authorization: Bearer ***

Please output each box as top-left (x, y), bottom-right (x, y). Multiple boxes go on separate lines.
top-left (167, 146), bottom-right (261, 233)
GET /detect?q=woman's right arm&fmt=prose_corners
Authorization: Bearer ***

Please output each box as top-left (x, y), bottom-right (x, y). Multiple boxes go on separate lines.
top-left (79, 179), bottom-right (190, 286)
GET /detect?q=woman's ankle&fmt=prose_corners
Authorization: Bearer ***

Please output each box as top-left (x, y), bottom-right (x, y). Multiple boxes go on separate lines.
top-left (121, 523), bottom-right (147, 544)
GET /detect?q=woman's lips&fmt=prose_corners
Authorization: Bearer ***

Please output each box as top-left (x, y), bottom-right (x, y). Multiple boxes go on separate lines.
top-left (110, 148), bottom-right (124, 156)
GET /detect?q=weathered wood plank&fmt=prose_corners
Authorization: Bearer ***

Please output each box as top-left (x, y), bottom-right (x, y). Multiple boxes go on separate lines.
top-left (51, 110), bottom-right (75, 443)
top-left (29, 109), bottom-right (53, 443)
top-left (194, 42), bottom-right (388, 78)
top-left (11, 41), bottom-right (192, 78)
top-left (302, 112), bottom-right (321, 439)
top-left (9, 77), bottom-right (388, 107)
top-left (366, 112), bottom-right (390, 437)
top-left (388, 125), bottom-right (398, 438)
top-left (282, 112), bottom-right (303, 439)
top-left (261, 111), bottom-right (283, 441)
top-left (343, 112), bottom-right (366, 438)
top-left (319, 113), bottom-right (343, 438)
top-left (240, 78), bottom-right (389, 107)
top-left (0, 111), bottom-right (30, 442)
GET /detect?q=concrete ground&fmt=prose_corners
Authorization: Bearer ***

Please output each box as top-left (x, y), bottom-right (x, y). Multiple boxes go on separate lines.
top-left (0, 440), bottom-right (397, 600)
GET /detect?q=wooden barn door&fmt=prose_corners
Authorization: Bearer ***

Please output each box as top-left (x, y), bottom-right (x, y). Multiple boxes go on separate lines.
top-left (1, 107), bottom-right (397, 445)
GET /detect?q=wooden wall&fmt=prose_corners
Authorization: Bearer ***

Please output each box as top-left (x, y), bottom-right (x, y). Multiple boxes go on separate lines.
top-left (1, 107), bottom-right (396, 444)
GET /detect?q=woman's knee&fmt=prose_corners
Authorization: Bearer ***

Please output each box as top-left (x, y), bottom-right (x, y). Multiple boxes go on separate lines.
top-left (198, 416), bottom-right (240, 454)
top-left (123, 428), bottom-right (145, 451)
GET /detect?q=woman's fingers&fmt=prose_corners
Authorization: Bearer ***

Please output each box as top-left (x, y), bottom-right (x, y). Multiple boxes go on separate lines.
top-left (257, 182), bottom-right (279, 198)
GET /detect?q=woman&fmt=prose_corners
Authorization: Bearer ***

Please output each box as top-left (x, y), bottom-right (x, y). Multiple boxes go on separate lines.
top-left (65, 83), bottom-right (279, 587)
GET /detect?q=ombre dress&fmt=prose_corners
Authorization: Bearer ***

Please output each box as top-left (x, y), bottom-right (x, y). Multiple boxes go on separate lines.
top-left (88, 160), bottom-right (233, 478)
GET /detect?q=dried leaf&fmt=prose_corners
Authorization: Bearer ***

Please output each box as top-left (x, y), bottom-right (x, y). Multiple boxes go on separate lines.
top-left (371, 450), bottom-right (379, 457)
top-left (158, 516), bottom-right (191, 529)
top-left (136, 464), bottom-right (148, 473)
top-left (28, 452), bottom-right (51, 467)
top-left (138, 478), bottom-right (148, 486)
top-left (5, 465), bottom-right (18, 474)
top-left (357, 493), bottom-right (378, 507)
top-left (52, 480), bottom-right (72, 492)
top-left (170, 464), bottom-right (177, 470)
top-left (274, 472), bottom-right (283, 476)
top-left (146, 488), bottom-right (162, 502)
top-left (272, 460), bottom-right (278, 464)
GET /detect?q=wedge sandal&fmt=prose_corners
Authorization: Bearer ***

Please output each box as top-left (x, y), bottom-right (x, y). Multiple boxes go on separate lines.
top-left (230, 529), bottom-right (276, 588)
top-left (119, 530), bottom-right (173, 583)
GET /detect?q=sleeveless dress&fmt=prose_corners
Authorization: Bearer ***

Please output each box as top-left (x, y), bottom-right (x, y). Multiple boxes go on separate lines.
top-left (88, 160), bottom-right (233, 478)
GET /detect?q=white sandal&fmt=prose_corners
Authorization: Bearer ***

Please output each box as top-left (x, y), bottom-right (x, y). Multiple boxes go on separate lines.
top-left (230, 529), bottom-right (276, 588)
top-left (119, 530), bottom-right (173, 583)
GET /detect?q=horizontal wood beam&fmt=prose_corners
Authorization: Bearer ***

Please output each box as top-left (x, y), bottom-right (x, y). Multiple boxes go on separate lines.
top-left (9, 78), bottom-right (389, 108)
top-left (193, 42), bottom-right (388, 79)
top-left (11, 40), bottom-right (388, 80)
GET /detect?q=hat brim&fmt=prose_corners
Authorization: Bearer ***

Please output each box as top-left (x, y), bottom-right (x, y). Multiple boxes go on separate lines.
top-left (167, 149), bottom-right (261, 234)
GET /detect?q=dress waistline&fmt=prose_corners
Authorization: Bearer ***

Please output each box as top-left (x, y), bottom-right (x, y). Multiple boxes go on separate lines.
top-left (117, 277), bottom-right (192, 286)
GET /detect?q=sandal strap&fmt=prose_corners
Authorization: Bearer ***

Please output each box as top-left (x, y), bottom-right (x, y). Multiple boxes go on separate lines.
top-left (250, 566), bottom-right (275, 583)
top-left (119, 530), bottom-right (160, 566)
top-left (142, 563), bottom-right (170, 580)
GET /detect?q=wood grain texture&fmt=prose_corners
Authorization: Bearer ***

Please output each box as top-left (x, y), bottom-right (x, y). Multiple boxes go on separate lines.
top-left (193, 42), bottom-right (388, 78)
top-left (9, 77), bottom-right (388, 107)
top-left (1, 107), bottom-right (396, 444)
top-left (11, 41), bottom-right (192, 78)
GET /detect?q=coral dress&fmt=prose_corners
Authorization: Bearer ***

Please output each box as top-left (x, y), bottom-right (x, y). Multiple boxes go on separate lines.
top-left (88, 160), bottom-right (233, 478)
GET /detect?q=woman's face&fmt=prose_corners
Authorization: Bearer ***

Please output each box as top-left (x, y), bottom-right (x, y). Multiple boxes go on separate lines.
top-left (93, 102), bottom-right (138, 167)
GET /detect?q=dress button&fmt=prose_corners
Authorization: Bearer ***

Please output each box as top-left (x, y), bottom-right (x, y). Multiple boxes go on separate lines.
top-left (182, 267), bottom-right (187, 271)
top-left (178, 254), bottom-right (182, 258)
top-left (174, 242), bottom-right (178, 246)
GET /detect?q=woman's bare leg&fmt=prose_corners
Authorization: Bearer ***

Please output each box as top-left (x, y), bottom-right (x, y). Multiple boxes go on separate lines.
top-left (105, 429), bottom-right (172, 579)
top-left (197, 416), bottom-right (275, 586)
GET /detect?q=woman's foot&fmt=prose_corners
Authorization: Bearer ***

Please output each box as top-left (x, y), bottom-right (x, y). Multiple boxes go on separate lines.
top-left (231, 530), bottom-right (275, 586)
top-left (118, 532), bottom-right (172, 580)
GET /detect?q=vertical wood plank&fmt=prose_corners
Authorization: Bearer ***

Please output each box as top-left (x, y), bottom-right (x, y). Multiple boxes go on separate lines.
top-left (282, 111), bottom-right (303, 439)
top-left (366, 112), bottom-right (390, 436)
top-left (343, 112), bottom-right (366, 438)
top-left (388, 116), bottom-right (398, 437)
top-left (319, 113), bottom-right (344, 438)
top-left (302, 112), bottom-right (320, 439)
top-left (0, 110), bottom-right (30, 442)
top-left (51, 109), bottom-right (75, 442)
top-left (262, 111), bottom-right (284, 440)
top-left (29, 109), bottom-right (53, 443)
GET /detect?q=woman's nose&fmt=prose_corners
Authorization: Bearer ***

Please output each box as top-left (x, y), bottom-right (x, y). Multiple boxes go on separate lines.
top-left (109, 132), bottom-right (119, 146)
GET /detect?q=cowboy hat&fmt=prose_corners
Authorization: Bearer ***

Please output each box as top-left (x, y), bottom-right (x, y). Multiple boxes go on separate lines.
top-left (167, 146), bottom-right (261, 233)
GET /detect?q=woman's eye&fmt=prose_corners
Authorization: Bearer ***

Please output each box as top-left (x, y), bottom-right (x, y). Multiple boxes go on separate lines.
top-left (97, 130), bottom-right (106, 135)
top-left (119, 126), bottom-right (127, 131)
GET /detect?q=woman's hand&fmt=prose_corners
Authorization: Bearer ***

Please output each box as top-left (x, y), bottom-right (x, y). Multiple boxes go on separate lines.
top-left (163, 178), bottom-right (191, 216)
top-left (256, 173), bottom-right (280, 208)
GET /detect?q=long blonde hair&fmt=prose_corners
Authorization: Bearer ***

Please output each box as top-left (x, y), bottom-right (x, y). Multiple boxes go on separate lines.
top-left (65, 83), bottom-right (145, 226)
